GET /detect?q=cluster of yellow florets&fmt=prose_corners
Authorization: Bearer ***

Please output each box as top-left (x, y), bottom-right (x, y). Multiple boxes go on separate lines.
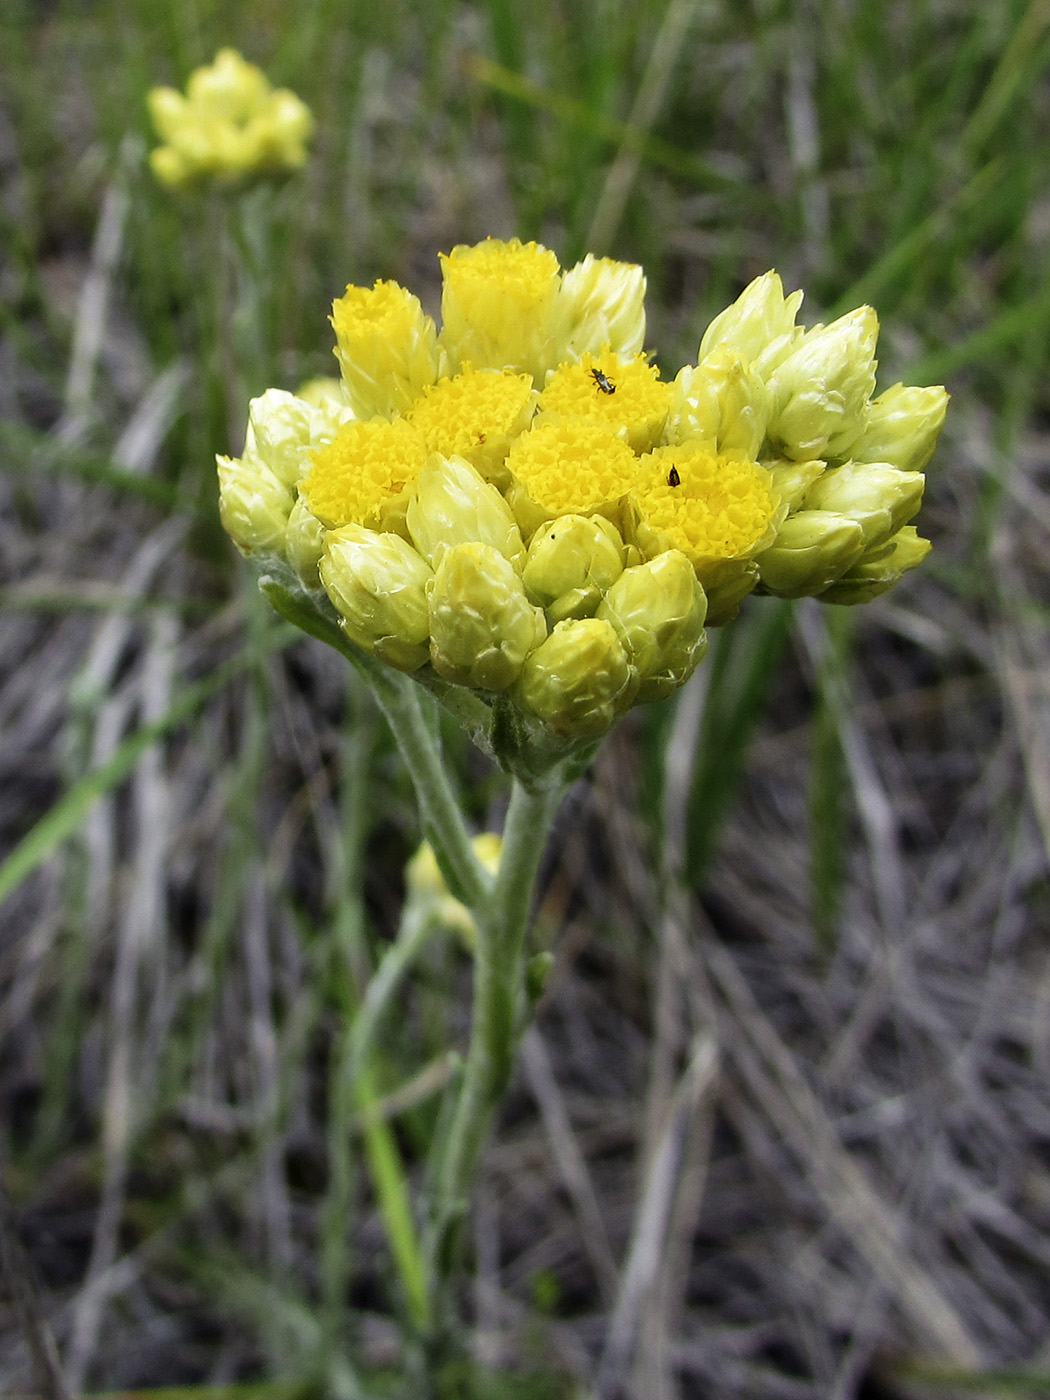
top-left (217, 238), bottom-right (947, 746)
top-left (147, 49), bottom-right (313, 188)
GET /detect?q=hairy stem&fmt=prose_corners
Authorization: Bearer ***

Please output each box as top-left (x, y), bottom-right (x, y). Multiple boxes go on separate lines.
top-left (422, 769), bottom-right (568, 1339)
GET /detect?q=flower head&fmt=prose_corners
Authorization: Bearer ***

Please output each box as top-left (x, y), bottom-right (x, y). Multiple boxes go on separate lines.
top-left (147, 48), bottom-right (313, 188)
top-left (538, 351), bottom-right (672, 453)
top-left (304, 417), bottom-right (429, 533)
top-left (439, 238), bottom-right (563, 381)
top-left (331, 281), bottom-right (441, 419)
top-left (628, 443), bottom-right (780, 621)
top-left (407, 366), bottom-right (537, 485)
top-left (504, 419), bottom-right (640, 539)
top-left (219, 240), bottom-right (943, 770)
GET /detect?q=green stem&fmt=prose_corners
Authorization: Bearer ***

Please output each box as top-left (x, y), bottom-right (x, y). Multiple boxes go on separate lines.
top-left (260, 578), bottom-right (491, 910)
top-left (368, 676), bottom-right (490, 911)
top-left (422, 769), bottom-right (568, 1337)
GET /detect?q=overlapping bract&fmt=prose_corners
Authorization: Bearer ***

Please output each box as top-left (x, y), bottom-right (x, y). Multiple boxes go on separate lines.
top-left (218, 240), bottom-right (946, 748)
top-left (147, 48), bottom-right (313, 188)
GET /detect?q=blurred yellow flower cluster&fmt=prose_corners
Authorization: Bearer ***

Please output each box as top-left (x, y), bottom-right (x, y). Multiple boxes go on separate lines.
top-left (147, 48), bottom-right (313, 189)
top-left (218, 239), bottom-right (946, 745)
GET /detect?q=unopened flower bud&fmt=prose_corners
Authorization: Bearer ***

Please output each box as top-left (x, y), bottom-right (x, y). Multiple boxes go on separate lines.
top-left (428, 542), bottom-right (548, 690)
top-left (597, 550), bottom-right (708, 702)
top-left (331, 280), bottom-right (441, 419)
top-left (519, 618), bottom-right (635, 739)
top-left (820, 526), bottom-right (932, 605)
top-left (668, 347), bottom-right (770, 459)
top-left (295, 377), bottom-right (351, 413)
top-left (768, 458), bottom-right (826, 513)
top-left (246, 388), bottom-right (340, 487)
top-left (698, 270), bottom-right (805, 373)
top-left (700, 562), bottom-right (762, 628)
top-left (850, 383), bottom-right (949, 472)
top-left (320, 525), bottom-right (433, 671)
top-left (766, 307), bottom-right (879, 461)
top-left (284, 494), bottom-right (326, 589)
top-left (804, 461), bottom-right (924, 550)
top-left (217, 452), bottom-right (295, 556)
top-left (405, 833), bottom-right (502, 947)
top-left (522, 514), bottom-right (626, 623)
top-left (407, 454), bottom-right (525, 570)
top-left (756, 510), bottom-right (867, 597)
top-left (555, 254), bottom-right (647, 360)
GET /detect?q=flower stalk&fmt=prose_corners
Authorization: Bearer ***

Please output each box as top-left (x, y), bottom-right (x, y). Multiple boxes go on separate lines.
top-left (210, 235), bottom-right (949, 1386)
top-left (422, 767), bottom-right (570, 1341)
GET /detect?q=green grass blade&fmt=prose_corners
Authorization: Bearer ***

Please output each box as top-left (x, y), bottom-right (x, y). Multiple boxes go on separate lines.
top-left (0, 627), bottom-right (294, 907)
top-left (888, 1361), bottom-right (1050, 1394)
top-left (358, 1062), bottom-right (431, 1333)
top-left (0, 418), bottom-right (181, 508)
top-left (466, 53), bottom-right (744, 193)
top-left (686, 599), bottom-right (794, 883)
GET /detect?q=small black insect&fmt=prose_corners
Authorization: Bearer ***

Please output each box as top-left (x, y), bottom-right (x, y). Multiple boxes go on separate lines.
top-left (668, 465), bottom-right (681, 487)
top-left (590, 367), bottom-right (616, 394)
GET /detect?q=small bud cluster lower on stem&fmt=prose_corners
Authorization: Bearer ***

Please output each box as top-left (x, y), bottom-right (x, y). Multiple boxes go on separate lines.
top-left (147, 48), bottom-right (314, 189)
top-left (218, 240), bottom-right (946, 759)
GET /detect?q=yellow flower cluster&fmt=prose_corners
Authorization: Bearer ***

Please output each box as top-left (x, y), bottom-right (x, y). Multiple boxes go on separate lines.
top-left (218, 239), bottom-right (946, 746)
top-left (147, 49), bottom-right (313, 189)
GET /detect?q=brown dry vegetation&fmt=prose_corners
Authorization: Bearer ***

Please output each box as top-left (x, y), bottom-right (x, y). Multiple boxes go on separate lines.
top-left (2, 2), bottom-right (1050, 1398)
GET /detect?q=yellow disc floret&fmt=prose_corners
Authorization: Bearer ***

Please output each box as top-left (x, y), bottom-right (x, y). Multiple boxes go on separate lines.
top-left (303, 417), bottom-right (428, 532)
top-left (538, 351), bottom-right (673, 452)
top-left (633, 443), bottom-right (777, 562)
top-left (438, 238), bottom-right (563, 381)
top-left (331, 280), bottom-right (441, 419)
top-left (504, 419), bottom-right (640, 539)
top-left (629, 444), bottom-right (780, 621)
top-left (406, 366), bottom-right (536, 486)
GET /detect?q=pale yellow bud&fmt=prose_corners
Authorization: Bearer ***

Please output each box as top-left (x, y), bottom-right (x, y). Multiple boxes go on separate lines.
top-left (804, 461), bottom-right (924, 550)
top-left (668, 347), bottom-right (770, 460)
top-left (245, 388), bottom-right (345, 488)
top-left (700, 562), bottom-right (763, 628)
top-left (407, 454), bottom-right (525, 570)
top-left (295, 377), bottom-right (351, 413)
top-left (186, 48), bottom-right (270, 112)
top-left (519, 618), bottom-right (635, 740)
top-left (217, 452), bottom-right (295, 556)
top-left (698, 271), bottom-right (805, 373)
top-left (554, 254), bottom-right (647, 361)
top-left (850, 383), bottom-right (949, 472)
top-left (320, 525), bottom-right (433, 671)
top-left (146, 87), bottom-right (187, 144)
top-left (766, 307), bottom-right (879, 461)
top-left (756, 510), bottom-right (867, 598)
top-left (521, 514), bottom-right (626, 624)
top-left (438, 238), bottom-right (563, 382)
top-left (284, 494), bottom-right (326, 589)
top-left (428, 542), bottom-right (547, 690)
top-left (149, 146), bottom-right (191, 188)
top-left (820, 526), bottom-right (932, 604)
top-left (405, 833), bottom-right (502, 947)
top-left (331, 280), bottom-right (442, 420)
top-left (767, 458), bottom-right (826, 513)
top-left (596, 550), bottom-right (708, 702)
